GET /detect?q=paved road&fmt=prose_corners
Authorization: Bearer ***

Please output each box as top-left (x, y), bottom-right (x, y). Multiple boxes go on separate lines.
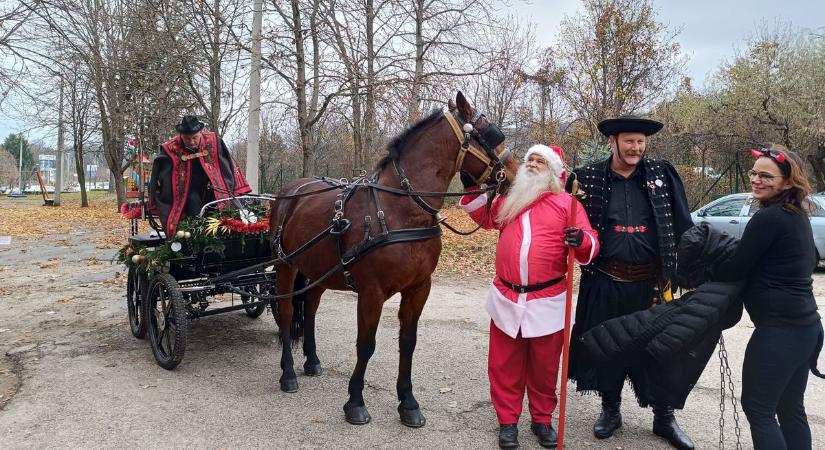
top-left (1, 230), bottom-right (824, 449)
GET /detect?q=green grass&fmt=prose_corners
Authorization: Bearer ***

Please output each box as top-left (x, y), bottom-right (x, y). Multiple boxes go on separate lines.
top-left (3, 190), bottom-right (117, 206)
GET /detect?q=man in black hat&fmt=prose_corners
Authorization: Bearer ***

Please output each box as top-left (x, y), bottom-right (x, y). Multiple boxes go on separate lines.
top-left (149, 115), bottom-right (251, 235)
top-left (567, 115), bottom-right (696, 449)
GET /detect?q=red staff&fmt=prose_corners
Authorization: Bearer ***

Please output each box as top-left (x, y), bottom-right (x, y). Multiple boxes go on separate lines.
top-left (558, 172), bottom-right (583, 449)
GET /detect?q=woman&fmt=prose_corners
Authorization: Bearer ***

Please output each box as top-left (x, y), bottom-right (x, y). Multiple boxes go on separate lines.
top-left (714, 145), bottom-right (823, 449)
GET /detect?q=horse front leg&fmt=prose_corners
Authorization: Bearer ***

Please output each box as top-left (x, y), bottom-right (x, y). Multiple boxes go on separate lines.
top-left (275, 266), bottom-right (298, 393)
top-left (343, 291), bottom-right (383, 425)
top-left (396, 278), bottom-right (431, 428)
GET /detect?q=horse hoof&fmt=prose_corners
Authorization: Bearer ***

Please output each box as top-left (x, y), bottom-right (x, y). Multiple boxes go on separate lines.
top-left (343, 402), bottom-right (371, 425)
top-left (280, 378), bottom-right (299, 393)
top-left (303, 363), bottom-right (323, 376)
top-left (399, 406), bottom-right (426, 428)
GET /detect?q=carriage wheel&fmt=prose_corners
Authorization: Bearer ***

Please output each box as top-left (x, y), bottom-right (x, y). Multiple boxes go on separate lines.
top-left (240, 283), bottom-right (268, 318)
top-left (146, 273), bottom-right (188, 370)
top-left (126, 267), bottom-right (148, 339)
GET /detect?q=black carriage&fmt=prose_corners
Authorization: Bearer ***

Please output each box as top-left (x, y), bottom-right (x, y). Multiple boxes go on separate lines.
top-left (123, 196), bottom-right (277, 369)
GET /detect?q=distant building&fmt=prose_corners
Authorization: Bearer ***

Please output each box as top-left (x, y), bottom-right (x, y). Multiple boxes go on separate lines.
top-left (39, 154), bottom-right (56, 184)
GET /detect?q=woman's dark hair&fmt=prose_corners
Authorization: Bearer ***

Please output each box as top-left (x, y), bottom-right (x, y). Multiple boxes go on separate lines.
top-left (757, 144), bottom-right (815, 215)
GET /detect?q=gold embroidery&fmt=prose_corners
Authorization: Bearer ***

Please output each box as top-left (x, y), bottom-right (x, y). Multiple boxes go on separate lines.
top-left (181, 150), bottom-right (208, 161)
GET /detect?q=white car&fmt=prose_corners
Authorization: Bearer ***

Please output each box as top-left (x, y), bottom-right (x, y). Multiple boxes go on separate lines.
top-left (691, 193), bottom-right (825, 262)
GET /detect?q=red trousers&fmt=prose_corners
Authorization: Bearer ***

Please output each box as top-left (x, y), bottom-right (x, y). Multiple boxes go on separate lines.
top-left (488, 320), bottom-right (564, 425)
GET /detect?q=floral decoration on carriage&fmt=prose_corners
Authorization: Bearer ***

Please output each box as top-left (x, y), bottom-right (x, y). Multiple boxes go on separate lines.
top-left (117, 201), bottom-right (271, 273)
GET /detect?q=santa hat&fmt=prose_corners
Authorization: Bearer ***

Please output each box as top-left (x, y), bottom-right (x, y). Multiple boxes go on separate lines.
top-left (524, 144), bottom-right (567, 182)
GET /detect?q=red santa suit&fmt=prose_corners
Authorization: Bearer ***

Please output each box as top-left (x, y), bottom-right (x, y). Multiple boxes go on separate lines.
top-left (460, 145), bottom-right (598, 426)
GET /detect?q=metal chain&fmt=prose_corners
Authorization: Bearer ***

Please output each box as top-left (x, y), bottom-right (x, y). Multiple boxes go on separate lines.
top-left (718, 335), bottom-right (743, 449)
top-left (719, 338), bottom-right (726, 450)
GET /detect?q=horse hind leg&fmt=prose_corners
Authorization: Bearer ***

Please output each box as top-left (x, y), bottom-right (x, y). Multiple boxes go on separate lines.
top-left (396, 278), bottom-right (432, 428)
top-left (343, 290), bottom-right (383, 425)
top-left (301, 283), bottom-right (324, 376)
top-left (275, 266), bottom-right (299, 393)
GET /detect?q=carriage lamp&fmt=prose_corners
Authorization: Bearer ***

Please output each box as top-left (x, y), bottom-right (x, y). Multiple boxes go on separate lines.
top-left (170, 242), bottom-right (183, 252)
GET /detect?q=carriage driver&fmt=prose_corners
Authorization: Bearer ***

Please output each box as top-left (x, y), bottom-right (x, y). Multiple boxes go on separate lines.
top-left (459, 145), bottom-right (599, 449)
top-left (149, 115), bottom-right (251, 235)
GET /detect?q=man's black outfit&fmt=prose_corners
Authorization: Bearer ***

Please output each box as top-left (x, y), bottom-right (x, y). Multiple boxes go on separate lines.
top-left (568, 155), bottom-right (695, 449)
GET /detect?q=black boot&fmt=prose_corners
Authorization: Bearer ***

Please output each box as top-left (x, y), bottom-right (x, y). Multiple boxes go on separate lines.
top-left (498, 424), bottom-right (519, 449)
top-left (530, 422), bottom-right (558, 449)
top-left (593, 396), bottom-right (622, 439)
top-left (652, 406), bottom-right (695, 450)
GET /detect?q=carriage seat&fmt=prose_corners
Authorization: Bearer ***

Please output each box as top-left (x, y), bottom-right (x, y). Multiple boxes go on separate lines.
top-left (129, 232), bottom-right (166, 247)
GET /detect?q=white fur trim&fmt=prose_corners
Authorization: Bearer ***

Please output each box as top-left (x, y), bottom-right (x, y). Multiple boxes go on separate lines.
top-left (577, 230), bottom-right (598, 265)
top-left (524, 145), bottom-right (564, 180)
top-left (486, 284), bottom-right (525, 338)
top-left (459, 192), bottom-right (488, 212)
top-left (519, 290), bottom-right (571, 338)
top-left (519, 211), bottom-right (531, 286)
top-left (486, 286), bottom-right (572, 338)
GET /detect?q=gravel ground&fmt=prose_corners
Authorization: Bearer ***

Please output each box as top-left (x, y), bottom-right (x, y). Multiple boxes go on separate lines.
top-left (1, 209), bottom-right (824, 449)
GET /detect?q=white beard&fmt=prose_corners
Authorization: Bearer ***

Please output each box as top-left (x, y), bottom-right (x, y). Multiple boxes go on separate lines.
top-left (496, 165), bottom-right (561, 225)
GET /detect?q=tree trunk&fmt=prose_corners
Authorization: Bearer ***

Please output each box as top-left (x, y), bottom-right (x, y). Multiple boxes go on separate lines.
top-left (290, 0), bottom-right (311, 177)
top-left (209, 0), bottom-right (222, 133)
top-left (807, 146), bottom-right (825, 192)
top-left (363, 0), bottom-right (377, 165)
top-left (407, 0), bottom-right (425, 125)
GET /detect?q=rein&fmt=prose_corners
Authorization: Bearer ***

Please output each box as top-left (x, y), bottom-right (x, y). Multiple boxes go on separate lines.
top-left (203, 109), bottom-right (509, 298)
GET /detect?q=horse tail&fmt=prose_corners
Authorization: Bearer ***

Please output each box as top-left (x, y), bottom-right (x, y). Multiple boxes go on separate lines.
top-left (289, 271), bottom-right (308, 346)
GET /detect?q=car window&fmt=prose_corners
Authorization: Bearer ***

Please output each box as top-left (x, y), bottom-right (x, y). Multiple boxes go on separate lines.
top-left (811, 197), bottom-right (825, 217)
top-left (748, 199), bottom-right (761, 216)
top-left (704, 198), bottom-right (746, 217)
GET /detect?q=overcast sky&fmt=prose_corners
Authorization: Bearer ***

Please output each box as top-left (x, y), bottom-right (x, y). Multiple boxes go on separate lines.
top-left (1, 0), bottom-right (823, 144)
top-left (506, 0), bottom-right (824, 88)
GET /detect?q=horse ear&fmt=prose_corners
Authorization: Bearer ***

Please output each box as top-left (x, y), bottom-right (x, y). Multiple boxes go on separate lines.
top-left (447, 98), bottom-right (456, 111)
top-left (455, 91), bottom-right (473, 121)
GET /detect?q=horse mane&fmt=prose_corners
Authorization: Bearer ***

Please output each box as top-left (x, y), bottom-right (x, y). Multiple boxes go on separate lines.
top-left (375, 109), bottom-right (443, 170)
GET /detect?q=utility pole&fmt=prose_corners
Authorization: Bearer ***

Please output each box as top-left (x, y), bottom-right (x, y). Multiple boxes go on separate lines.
top-left (17, 134), bottom-right (23, 194)
top-left (55, 76), bottom-right (65, 206)
top-left (245, 0), bottom-right (263, 193)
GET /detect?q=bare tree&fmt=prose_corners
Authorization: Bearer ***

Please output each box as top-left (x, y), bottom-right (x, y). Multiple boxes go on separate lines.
top-left (400, 0), bottom-right (498, 124)
top-left (264, 0), bottom-right (344, 176)
top-left (557, 0), bottom-right (685, 137)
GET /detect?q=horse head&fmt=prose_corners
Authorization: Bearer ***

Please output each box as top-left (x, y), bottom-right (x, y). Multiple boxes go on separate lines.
top-left (448, 91), bottom-right (518, 192)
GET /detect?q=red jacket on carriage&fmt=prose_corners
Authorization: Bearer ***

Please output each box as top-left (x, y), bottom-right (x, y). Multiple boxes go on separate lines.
top-left (149, 130), bottom-right (251, 235)
top-left (460, 189), bottom-right (598, 338)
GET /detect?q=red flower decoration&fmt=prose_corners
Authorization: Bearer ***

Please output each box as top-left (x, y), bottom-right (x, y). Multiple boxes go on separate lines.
top-left (639, 225), bottom-right (647, 233)
top-left (219, 217), bottom-right (270, 234)
top-left (614, 225), bottom-right (624, 232)
top-left (627, 226), bottom-right (635, 233)
top-left (120, 202), bottom-right (142, 219)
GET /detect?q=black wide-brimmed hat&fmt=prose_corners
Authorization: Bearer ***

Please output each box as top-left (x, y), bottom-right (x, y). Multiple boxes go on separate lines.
top-left (175, 115), bottom-right (205, 134)
top-left (597, 115), bottom-right (663, 137)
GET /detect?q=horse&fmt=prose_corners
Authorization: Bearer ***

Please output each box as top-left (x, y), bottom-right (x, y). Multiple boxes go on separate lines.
top-left (268, 91), bottom-right (518, 427)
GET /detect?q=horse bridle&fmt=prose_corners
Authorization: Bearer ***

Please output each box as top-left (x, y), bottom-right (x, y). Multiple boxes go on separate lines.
top-left (443, 110), bottom-right (511, 186)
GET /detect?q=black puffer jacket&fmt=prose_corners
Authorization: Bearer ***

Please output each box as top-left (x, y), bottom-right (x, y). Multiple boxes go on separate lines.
top-left (578, 225), bottom-right (745, 407)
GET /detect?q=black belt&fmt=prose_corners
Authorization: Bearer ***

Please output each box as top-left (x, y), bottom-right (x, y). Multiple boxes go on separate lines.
top-left (499, 275), bottom-right (565, 294)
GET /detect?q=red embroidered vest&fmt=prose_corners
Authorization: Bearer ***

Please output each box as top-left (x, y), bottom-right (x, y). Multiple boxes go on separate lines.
top-left (160, 131), bottom-right (248, 234)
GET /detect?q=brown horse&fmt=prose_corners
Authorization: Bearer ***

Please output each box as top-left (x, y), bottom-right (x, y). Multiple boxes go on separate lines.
top-left (269, 92), bottom-right (518, 427)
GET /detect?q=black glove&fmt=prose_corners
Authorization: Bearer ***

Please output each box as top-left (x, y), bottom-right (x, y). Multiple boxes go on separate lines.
top-left (564, 226), bottom-right (584, 248)
top-left (460, 172), bottom-right (477, 189)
